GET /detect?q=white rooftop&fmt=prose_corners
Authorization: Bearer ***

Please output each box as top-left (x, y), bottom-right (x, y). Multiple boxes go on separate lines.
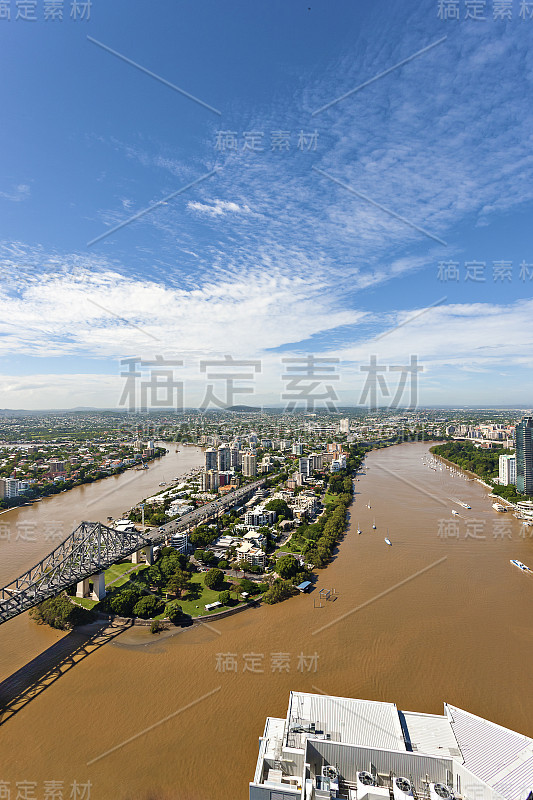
top-left (446, 704), bottom-right (533, 800)
top-left (286, 691), bottom-right (406, 752)
top-left (402, 710), bottom-right (462, 759)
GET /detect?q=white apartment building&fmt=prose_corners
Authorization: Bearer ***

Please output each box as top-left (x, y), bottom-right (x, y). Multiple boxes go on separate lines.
top-left (230, 446), bottom-right (240, 468)
top-left (330, 454), bottom-right (347, 473)
top-left (250, 691), bottom-right (533, 800)
top-left (499, 454), bottom-right (517, 486)
top-left (243, 530), bottom-right (267, 549)
top-left (218, 444), bottom-right (232, 472)
top-left (236, 541), bottom-right (266, 568)
top-left (0, 478), bottom-right (20, 499)
top-left (200, 470), bottom-right (220, 491)
top-left (292, 442), bottom-right (304, 456)
top-left (244, 508), bottom-right (277, 527)
top-left (167, 500), bottom-right (195, 517)
top-left (242, 452), bottom-right (257, 478)
top-left (308, 454), bottom-right (324, 472)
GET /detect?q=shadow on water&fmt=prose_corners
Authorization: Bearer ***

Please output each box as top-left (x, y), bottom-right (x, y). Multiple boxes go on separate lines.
top-left (0, 619), bottom-right (132, 726)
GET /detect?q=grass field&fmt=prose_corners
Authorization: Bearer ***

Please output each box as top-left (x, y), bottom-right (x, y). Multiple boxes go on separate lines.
top-left (104, 561), bottom-right (148, 588)
top-left (274, 541), bottom-right (301, 555)
top-left (163, 572), bottom-right (244, 618)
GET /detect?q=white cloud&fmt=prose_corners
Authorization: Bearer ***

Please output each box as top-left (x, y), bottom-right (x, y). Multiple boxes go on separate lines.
top-left (187, 199), bottom-right (251, 217)
top-left (0, 184), bottom-right (30, 202)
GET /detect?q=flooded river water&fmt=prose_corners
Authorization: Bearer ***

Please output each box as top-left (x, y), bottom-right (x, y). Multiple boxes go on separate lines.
top-left (1, 442), bottom-right (532, 800)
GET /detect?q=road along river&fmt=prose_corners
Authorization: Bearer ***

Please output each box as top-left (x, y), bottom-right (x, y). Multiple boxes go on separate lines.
top-left (1, 442), bottom-right (533, 800)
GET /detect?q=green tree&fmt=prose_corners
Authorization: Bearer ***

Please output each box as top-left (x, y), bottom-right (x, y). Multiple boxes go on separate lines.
top-left (108, 588), bottom-right (141, 617)
top-left (150, 619), bottom-right (166, 634)
top-left (166, 568), bottom-right (192, 598)
top-left (146, 564), bottom-right (165, 589)
top-left (265, 499), bottom-right (293, 520)
top-left (218, 590), bottom-right (231, 606)
top-left (204, 568), bottom-right (224, 590)
top-left (30, 596), bottom-right (94, 630)
top-left (263, 579), bottom-right (297, 605)
top-left (240, 578), bottom-right (260, 595)
top-left (276, 554), bottom-right (300, 580)
top-left (165, 600), bottom-right (183, 624)
top-left (133, 595), bottom-right (165, 619)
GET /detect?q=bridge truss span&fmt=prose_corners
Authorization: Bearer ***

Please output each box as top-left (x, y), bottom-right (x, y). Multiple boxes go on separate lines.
top-left (0, 521), bottom-right (152, 626)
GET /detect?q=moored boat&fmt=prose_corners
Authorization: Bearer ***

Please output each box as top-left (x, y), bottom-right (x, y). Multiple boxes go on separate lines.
top-left (510, 559), bottom-right (531, 572)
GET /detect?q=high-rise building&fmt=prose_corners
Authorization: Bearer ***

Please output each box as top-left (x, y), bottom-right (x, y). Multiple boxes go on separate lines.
top-left (242, 452), bottom-right (257, 477)
top-left (205, 448), bottom-right (218, 471)
top-left (207, 470), bottom-right (220, 491)
top-left (516, 417), bottom-right (533, 495)
top-left (217, 444), bottom-right (231, 472)
top-left (499, 454), bottom-right (517, 486)
top-left (0, 478), bottom-right (20, 499)
top-left (292, 442), bottom-right (304, 456)
top-left (218, 470), bottom-right (234, 487)
top-left (298, 457), bottom-right (310, 477)
top-left (339, 418), bottom-right (350, 433)
top-left (308, 453), bottom-right (323, 472)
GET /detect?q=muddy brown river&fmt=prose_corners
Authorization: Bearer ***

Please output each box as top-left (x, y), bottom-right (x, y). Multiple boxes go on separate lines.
top-left (1, 442), bottom-right (532, 800)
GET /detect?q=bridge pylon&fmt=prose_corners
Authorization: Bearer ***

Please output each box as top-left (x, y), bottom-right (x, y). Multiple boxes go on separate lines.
top-left (76, 572), bottom-right (106, 601)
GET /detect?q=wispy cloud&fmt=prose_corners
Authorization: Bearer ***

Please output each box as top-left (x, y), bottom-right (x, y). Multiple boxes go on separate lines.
top-left (0, 184), bottom-right (30, 202)
top-left (187, 199), bottom-right (251, 217)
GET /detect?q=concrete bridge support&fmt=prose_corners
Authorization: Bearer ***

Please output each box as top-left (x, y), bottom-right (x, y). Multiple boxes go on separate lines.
top-left (131, 545), bottom-right (154, 565)
top-left (76, 571), bottom-right (106, 601)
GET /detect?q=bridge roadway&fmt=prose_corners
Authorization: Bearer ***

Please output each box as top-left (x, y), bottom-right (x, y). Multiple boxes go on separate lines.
top-left (0, 478), bottom-right (266, 626)
top-left (145, 477), bottom-right (266, 545)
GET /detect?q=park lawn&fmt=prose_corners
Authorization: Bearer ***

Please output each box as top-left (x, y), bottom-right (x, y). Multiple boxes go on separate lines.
top-left (323, 491), bottom-right (341, 506)
top-left (111, 563), bottom-right (148, 589)
top-left (164, 572), bottom-right (243, 618)
top-left (274, 541), bottom-right (301, 555)
top-left (104, 561), bottom-right (135, 584)
top-left (104, 561), bottom-right (148, 588)
top-left (71, 596), bottom-right (98, 610)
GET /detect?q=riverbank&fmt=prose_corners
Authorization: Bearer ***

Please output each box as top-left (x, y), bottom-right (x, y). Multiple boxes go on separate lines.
top-left (0, 448), bottom-right (168, 513)
top-left (431, 448), bottom-right (519, 507)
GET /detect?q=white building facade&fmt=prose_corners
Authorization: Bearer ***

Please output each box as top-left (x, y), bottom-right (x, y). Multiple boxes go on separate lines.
top-left (499, 454), bottom-right (517, 486)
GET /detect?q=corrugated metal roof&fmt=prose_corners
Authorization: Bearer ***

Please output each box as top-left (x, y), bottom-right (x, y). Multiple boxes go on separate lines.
top-left (401, 710), bottom-right (462, 760)
top-left (446, 704), bottom-right (533, 795)
top-left (286, 692), bottom-right (405, 752)
top-left (493, 754), bottom-right (533, 800)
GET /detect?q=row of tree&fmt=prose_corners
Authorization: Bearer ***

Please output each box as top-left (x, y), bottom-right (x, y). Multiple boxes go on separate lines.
top-left (431, 441), bottom-right (512, 479)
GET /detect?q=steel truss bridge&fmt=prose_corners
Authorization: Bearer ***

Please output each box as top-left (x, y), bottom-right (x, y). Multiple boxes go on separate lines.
top-left (0, 521), bottom-right (153, 626)
top-left (0, 478), bottom-right (266, 626)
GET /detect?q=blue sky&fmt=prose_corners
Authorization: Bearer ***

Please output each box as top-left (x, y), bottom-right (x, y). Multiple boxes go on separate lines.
top-left (1, 0), bottom-right (533, 409)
